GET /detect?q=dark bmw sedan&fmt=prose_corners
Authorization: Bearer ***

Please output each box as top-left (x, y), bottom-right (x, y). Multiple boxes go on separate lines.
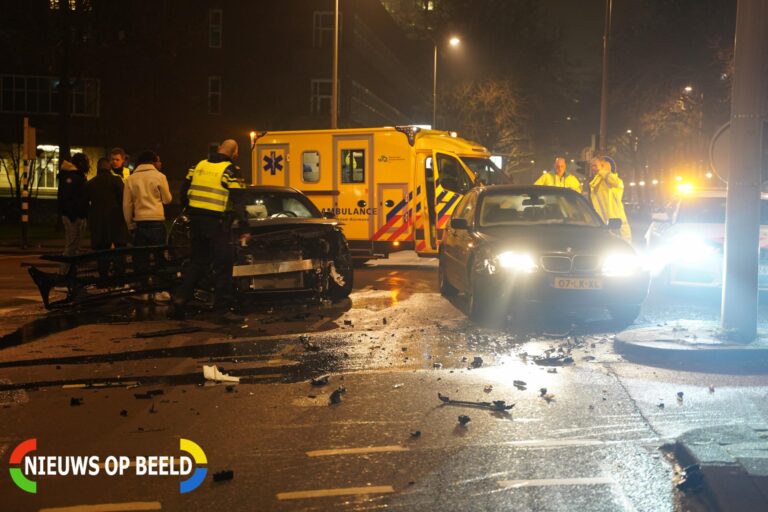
top-left (438, 185), bottom-right (649, 325)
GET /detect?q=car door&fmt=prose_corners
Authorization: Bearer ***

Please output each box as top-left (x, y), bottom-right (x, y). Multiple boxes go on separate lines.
top-left (443, 191), bottom-right (477, 289)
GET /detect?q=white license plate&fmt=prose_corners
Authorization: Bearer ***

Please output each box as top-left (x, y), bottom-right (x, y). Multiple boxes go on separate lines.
top-left (760, 265), bottom-right (768, 276)
top-left (553, 277), bottom-right (603, 290)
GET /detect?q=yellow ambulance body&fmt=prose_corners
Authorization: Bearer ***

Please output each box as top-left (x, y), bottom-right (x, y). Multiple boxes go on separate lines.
top-left (251, 126), bottom-right (506, 259)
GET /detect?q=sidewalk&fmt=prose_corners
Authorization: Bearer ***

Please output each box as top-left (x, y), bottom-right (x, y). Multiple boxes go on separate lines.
top-left (614, 319), bottom-right (768, 373)
top-left (616, 320), bottom-right (768, 510)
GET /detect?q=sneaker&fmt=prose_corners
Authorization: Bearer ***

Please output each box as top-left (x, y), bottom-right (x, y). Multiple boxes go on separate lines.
top-left (153, 291), bottom-right (172, 303)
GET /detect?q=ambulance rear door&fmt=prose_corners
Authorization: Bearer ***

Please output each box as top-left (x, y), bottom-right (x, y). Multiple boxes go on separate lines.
top-left (255, 143), bottom-right (290, 187)
top-left (428, 152), bottom-right (473, 250)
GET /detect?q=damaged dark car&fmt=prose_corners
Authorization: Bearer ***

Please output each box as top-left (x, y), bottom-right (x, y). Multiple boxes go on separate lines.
top-left (169, 186), bottom-right (354, 303)
top-left (29, 186), bottom-right (353, 308)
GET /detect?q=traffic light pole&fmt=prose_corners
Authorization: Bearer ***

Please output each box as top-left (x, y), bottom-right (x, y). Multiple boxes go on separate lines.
top-left (721, 0), bottom-right (768, 341)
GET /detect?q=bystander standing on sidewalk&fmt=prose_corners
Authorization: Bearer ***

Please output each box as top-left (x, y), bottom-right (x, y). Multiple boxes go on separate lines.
top-left (123, 150), bottom-right (172, 301)
top-left (57, 153), bottom-right (89, 274)
top-left (110, 147), bottom-right (131, 181)
top-left (87, 157), bottom-right (129, 278)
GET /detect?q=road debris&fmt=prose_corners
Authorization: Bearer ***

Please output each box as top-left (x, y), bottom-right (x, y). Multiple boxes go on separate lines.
top-left (677, 391), bottom-right (684, 401)
top-left (203, 365), bottom-right (240, 383)
top-left (471, 356), bottom-right (483, 368)
top-left (343, 320), bottom-right (353, 326)
top-left (225, 385), bottom-right (237, 393)
top-left (392, 383), bottom-right (404, 389)
top-left (533, 353), bottom-right (574, 366)
top-left (134, 326), bottom-right (202, 338)
top-left (311, 375), bottom-right (330, 386)
top-left (540, 393), bottom-right (555, 403)
top-left (547, 368), bottom-right (557, 374)
top-left (676, 464), bottom-right (703, 492)
top-left (69, 397), bottom-right (83, 406)
top-left (539, 388), bottom-right (547, 396)
top-left (513, 380), bottom-right (527, 390)
top-left (657, 402), bottom-right (665, 409)
top-left (437, 392), bottom-right (514, 411)
top-left (120, 409), bottom-right (128, 417)
top-left (458, 415), bottom-right (471, 426)
top-left (433, 362), bottom-right (443, 369)
top-left (483, 385), bottom-right (493, 393)
top-left (329, 386), bottom-right (346, 405)
top-left (213, 470), bottom-right (234, 482)
top-left (410, 431), bottom-right (421, 439)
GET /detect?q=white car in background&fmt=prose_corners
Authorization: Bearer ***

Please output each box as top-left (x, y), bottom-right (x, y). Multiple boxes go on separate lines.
top-left (645, 189), bottom-right (768, 289)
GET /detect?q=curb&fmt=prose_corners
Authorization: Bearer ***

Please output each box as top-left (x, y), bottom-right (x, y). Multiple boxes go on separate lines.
top-left (671, 427), bottom-right (768, 511)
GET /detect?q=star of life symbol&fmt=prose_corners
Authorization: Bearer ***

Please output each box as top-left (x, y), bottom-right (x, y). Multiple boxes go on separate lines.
top-left (263, 151), bottom-right (283, 176)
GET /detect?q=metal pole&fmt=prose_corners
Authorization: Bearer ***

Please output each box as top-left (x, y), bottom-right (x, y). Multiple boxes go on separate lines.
top-left (721, 0), bottom-right (768, 341)
top-left (432, 44), bottom-right (437, 129)
top-left (331, 0), bottom-right (339, 129)
top-left (598, 0), bottom-right (612, 152)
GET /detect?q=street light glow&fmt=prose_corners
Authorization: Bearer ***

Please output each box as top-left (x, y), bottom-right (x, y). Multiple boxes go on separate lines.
top-left (639, 181), bottom-right (646, 186)
top-left (449, 37), bottom-right (461, 46)
top-left (706, 172), bottom-right (713, 179)
top-left (626, 129), bottom-right (632, 134)
top-left (652, 179), bottom-right (659, 185)
top-left (675, 175), bottom-right (683, 182)
top-left (684, 85), bottom-right (693, 93)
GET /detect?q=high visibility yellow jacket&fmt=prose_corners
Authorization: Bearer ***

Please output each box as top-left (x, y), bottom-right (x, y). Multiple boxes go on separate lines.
top-left (112, 167), bottom-right (130, 181)
top-left (185, 154), bottom-right (244, 214)
top-left (534, 172), bottom-right (582, 193)
top-left (589, 171), bottom-right (631, 241)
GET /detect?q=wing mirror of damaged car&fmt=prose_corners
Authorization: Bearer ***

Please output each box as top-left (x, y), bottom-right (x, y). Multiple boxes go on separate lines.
top-left (323, 210), bottom-right (336, 219)
top-left (651, 212), bottom-right (670, 222)
top-left (450, 217), bottom-right (469, 230)
top-left (607, 218), bottom-right (623, 230)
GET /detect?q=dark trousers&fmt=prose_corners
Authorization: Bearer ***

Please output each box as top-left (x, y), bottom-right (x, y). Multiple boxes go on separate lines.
top-left (133, 221), bottom-right (166, 279)
top-left (176, 215), bottom-right (234, 309)
top-left (91, 231), bottom-right (126, 279)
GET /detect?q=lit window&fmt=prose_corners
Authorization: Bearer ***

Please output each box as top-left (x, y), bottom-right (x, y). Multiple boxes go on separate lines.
top-left (209, 9), bottom-right (222, 48)
top-left (313, 11), bottom-right (341, 48)
top-left (310, 79), bottom-right (332, 115)
top-left (422, 0), bottom-right (435, 11)
top-left (302, 151), bottom-right (321, 183)
top-left (208, 76), bottom-right (221, 115)
top-left (341, 149), bottom-right (365, 184)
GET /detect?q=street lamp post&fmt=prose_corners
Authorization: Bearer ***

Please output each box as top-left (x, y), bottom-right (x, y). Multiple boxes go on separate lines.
top-left (331, 0), bottom-right (339, 129)
top-left (432, 36), bottom-right (460, 129)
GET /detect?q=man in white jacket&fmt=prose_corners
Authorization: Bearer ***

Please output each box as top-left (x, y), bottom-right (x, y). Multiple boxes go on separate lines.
top-left (123, 150), bottom-right (172, 300)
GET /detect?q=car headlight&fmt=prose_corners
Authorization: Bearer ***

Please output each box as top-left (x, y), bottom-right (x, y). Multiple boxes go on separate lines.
top-left (495, 251), bottom-right (537, 273)
top-left (602, 252), bottom-right (641, 277)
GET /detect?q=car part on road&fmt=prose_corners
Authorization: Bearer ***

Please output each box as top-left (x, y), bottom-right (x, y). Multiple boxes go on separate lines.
top-left (329, 386), bottom-right (346, 405)
top-left (533, 353), bottom-right (574, 366)
top-left (203, 365), bottom-right (240, 383)
top-left (471, 356), bottom-right (483, 368)
top-left (438, 392), bottom-right (515, 411)
top-left (311, 375), bottom-right (330, 386)
top-left (458, 415), bottom-right (472, 426)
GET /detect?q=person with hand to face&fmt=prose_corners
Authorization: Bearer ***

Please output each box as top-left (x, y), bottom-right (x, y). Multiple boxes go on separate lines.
top-left (534, 157), bottom-right (582, 193)
top-left (589, 157), bottom-right (631, 242)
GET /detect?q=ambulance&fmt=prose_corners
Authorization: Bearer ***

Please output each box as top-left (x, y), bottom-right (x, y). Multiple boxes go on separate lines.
top-left (250, 126), bottom-right (508, 259)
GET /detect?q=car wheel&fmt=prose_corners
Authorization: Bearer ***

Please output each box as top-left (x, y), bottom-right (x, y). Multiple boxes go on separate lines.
top-left (608, 304), bottom-right (641, 327)
top-left (438, 254), bottom-right (458, 297)
top-left (328, 250), bottom-right (354, 301)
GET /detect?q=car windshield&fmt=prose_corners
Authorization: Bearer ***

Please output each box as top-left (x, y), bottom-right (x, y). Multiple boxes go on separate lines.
top-left (479, 191), bottom-right (604, 227)
top-left (236, 190), bottom-right (320, 220)
top-left (461, 157), bottom-right (511, 185)
top-left (676, 196), bottom-right (768, 224)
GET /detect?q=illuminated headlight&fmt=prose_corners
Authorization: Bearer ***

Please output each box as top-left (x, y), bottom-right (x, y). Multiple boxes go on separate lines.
top-left (496, 251), bottom-right (537, 273)
top-left (602, 252), bottom-right (641, 277)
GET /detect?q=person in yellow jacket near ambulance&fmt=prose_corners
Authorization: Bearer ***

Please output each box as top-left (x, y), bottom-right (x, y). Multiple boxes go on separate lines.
top-left (588, 157), bottom-right (631, 242)
top-left (172, 139), bottom-right (245, 320)
top-left (534, 157), bottom-right (582, 193)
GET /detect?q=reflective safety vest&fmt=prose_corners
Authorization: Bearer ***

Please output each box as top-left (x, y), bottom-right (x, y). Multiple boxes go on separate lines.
top-left (187, 161), bottom-right (235, 213)
top-left (534, 172), bottom-right (582, 193)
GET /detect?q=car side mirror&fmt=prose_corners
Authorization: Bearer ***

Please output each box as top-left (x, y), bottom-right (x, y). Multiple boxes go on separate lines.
top-left (651, 212), bottom-right (669, 222)
top-left (450, 217), bottom-right (469, 230)
top-left (323, 211), bottom-right (336, 219)
top-left (607, 218), bottom-right (622, 230)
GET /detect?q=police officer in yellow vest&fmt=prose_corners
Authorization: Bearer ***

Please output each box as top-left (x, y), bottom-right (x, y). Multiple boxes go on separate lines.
top-left (534, 157), bottom-right (582, 193)
top-left (172, 139), bottom-right (245, 319)
top-left (589, 156), bottom-right (631, 242)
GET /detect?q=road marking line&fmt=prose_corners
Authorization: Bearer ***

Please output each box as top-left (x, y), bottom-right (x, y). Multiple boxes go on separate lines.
top-left (277, 486), bottom-right (395, 500)
top-left (39, 502), bottom-right (162, 512)
top-left (307, 445), bottom-right (408, 457)
top-left (498, 477), bottom-right (613, 489)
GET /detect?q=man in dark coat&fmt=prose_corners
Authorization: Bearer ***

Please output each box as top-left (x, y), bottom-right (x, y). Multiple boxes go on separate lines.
top-left (87, 157), bottom-right (129, 278)
top-left (57, 153), bottom-right (89, 274)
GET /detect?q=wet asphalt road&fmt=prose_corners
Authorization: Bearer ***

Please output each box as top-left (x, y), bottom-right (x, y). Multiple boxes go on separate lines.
top-left (1, 252), bottom-right (768, 511)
